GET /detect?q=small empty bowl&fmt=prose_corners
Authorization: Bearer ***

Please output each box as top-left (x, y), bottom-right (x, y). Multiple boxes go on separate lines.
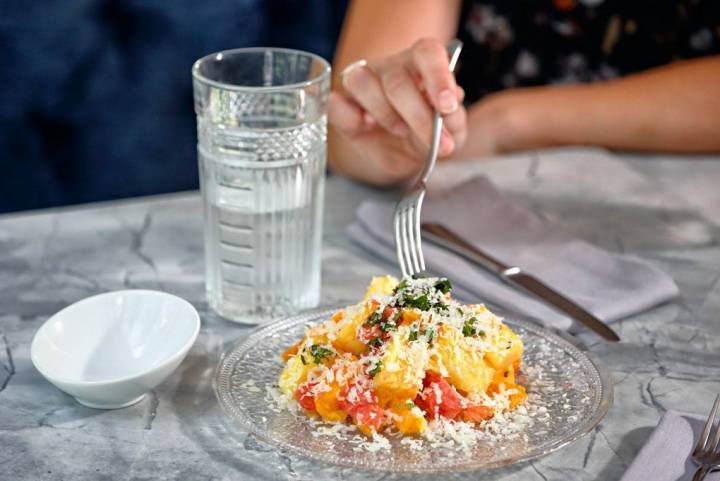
top-left (31, 290), bottom-right (200, 409)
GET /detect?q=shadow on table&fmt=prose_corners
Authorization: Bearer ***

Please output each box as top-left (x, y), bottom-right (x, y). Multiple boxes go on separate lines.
top-left (594, 426), bottom-right (654, 481)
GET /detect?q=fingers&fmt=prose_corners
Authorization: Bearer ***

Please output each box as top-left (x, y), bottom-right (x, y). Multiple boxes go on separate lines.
top-left (328, 91), bottom-right (366, 137)
top-left (379, 64), bottom-right (436, 149)
top-left (342, 64), bottom-right (409, 136)
top-left (409, 38), bottom-right (458, 114)
top-left (335, 38), bottom-right (467, 156)
top-left (441, 106), bottom-right (467, 156)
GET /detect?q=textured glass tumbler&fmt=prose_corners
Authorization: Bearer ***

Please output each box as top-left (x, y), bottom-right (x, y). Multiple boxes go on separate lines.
top-left (192, 48), bottom-right (330, 324)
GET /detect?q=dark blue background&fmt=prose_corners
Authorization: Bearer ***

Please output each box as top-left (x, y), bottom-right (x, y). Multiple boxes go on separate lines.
top-left (0, 0), bottom-right (347, 213)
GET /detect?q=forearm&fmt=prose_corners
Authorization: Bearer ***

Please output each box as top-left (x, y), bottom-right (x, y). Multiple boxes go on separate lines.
top-left (458, 56), bottom-right (720, 157)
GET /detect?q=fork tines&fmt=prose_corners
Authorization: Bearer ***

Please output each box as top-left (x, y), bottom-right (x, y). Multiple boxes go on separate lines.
top-left (694, 394), bottom-right (720, 459)
top-left (394, 190), bottom-right (426, 279)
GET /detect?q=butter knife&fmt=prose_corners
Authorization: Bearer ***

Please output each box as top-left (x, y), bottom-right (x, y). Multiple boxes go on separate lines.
top-left (421, 222), bottom-right (621, 342)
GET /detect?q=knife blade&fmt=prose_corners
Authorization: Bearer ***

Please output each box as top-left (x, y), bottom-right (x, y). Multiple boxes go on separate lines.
top-left (421, 222), bottom-right (620, 342)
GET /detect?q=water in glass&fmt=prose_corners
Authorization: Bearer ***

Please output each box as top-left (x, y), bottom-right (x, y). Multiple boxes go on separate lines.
top-left (193, 48), bottom-right (330, 323)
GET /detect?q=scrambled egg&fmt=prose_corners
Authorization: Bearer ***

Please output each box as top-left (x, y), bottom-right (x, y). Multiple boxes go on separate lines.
top-left (277, 276), bottom-right (527, 436)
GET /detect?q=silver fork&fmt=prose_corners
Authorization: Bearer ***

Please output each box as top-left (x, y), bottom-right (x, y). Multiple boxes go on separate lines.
top-left (393, 39), bottom-right (463, 278)
top-left (692, 394), bottom-right (720, 481)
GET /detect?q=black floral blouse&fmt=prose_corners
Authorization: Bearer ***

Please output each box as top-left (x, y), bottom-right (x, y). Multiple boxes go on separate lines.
top-left (455, 0), bottom-right (720, 103)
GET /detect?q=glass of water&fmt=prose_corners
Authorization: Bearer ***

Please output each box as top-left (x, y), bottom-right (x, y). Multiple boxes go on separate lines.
top-left (192, 48), bottom-right (330, 324)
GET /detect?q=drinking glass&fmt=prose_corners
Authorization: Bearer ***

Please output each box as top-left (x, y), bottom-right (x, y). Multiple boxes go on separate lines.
top-left (192, 48), bottom-right (330, 324)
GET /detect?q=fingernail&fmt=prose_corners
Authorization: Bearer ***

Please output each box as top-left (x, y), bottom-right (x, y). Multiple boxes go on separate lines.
top-left (391, 122), bottom-right (409, 136)
top-left (437, 89), bottom-right (458, 113)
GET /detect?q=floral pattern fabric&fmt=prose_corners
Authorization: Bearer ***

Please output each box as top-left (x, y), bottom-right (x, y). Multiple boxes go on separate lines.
top-left (455, 0), bottom-right (720, 102)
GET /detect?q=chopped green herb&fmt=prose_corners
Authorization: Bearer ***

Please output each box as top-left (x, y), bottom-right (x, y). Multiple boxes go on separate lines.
top-left (309, 344), bottom-right (334, 364)
top-left (368, 361), bottom-right (383, 377)
top-left (405, 401), bottom-right (415, 409)
top-left (408, 326), bottom-right (419, 342)
top-left (478, 329), bottom-right (486, 338)
top-left (456, 306), bottom-right (463, 315)
top-left (380, 321), bottom-right (397, 332)
top-left (365, 310), bottom-right (382, 326)
top-left (433, 301), bottom-right (449, 311)
top-left (434, 278), bottom-right (452, 294)
top-left (403, 294), bottom-right (431, 311)
top-left (300, 354), bottom-right (307, 365)
top-left (368, 336), bottom-right (383, 348)
top-left (426, 327), bottom-right (436, 343)
top-left (462, 323), bottom-right (475, 337)
top-left (393, 279), bottom-right (408, 293)
top-left (462, 317), bottom-right (478, 337)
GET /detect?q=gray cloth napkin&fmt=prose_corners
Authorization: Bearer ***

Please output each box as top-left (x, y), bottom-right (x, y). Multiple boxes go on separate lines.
top-left (620, 410), bottom-right (719, 481)
top-left (348, 176), bottom-right (678, 330)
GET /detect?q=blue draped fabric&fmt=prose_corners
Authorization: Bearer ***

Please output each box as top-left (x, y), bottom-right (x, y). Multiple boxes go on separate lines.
top-left (0, 0), bottom-right (347, 213)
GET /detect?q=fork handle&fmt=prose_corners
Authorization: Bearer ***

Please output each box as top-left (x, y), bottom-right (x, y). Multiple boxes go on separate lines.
top-left (418, 40), bottom-right (463, 185)
top-left (692, 464), bottom-right (711, 481)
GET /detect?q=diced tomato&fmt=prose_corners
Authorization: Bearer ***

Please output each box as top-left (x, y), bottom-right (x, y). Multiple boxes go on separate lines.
top-left (357, 324), bottom-right (382, 345)
top-left (462, 405), bottom-right (495, 423)
top-left (381, 306), bottom-right (396, 320)
top-left (414, 372), bottom-right (464, 420)
top-left (338, 381), bottom-right (377, 411)
top-left (352, 404), bottom-right (384, 432)
top-left (295, 382), bottom-right (317, 412)
top-left (338, 380), bottom-right (385, 434)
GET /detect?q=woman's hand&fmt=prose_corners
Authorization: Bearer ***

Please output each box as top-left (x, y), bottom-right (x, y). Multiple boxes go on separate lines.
top-left (328, 38), bottom-right (466, 186)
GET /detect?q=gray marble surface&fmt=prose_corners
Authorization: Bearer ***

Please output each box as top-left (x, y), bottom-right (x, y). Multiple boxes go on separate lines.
top-left (1, 147), bottom-right (719, 481)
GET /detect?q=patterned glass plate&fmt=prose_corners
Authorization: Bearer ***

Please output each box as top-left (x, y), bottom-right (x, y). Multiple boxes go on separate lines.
top-left (214, 307), bottom-right (613, 473)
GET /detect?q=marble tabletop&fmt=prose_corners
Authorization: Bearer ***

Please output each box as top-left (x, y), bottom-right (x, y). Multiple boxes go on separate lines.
top-left (1, 147), bottom-right (719, 481)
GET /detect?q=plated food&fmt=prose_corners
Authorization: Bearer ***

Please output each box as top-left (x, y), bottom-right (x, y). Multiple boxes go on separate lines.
top-left (277, 275), bottom-right (527, 440)
top-left (216, 291), bottom-right (611, 471)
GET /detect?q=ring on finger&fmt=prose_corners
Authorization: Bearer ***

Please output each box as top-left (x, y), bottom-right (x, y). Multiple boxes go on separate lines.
top-left (340, 59), bottom-right (368, 91)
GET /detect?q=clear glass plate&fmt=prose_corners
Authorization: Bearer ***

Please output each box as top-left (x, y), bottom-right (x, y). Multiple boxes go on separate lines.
top-left (214, 307), bottom-right (613, 473)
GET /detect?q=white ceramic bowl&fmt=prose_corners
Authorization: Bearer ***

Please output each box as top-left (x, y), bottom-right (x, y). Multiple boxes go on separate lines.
top-left (31, 290), bottom-right (200, 409)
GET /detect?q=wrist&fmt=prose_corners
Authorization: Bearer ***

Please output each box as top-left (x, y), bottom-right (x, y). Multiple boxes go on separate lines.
top-left (476, 90), bottom-right (538, 153)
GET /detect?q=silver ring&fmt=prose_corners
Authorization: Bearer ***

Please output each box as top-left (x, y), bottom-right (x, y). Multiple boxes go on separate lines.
top-left (340, 59), bottom-right (368, 90)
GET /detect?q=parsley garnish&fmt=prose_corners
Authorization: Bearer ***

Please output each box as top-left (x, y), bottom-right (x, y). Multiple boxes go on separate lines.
top-left (426, 327), bottom-right (436, 343)
top-left (393, 279), bottom-right (408, 293)
top-left (433, 301), bottom-right (449, 311)
top-left (403, 294), bottom-right (431, 311)
top-left (368, 336), bottom-right (383, 348)
top-left (368, 361), bottom-right (383, 377)
top-left (462, 317), bottom-right (478, 337)
top-left (300, 354), bottom-right (307, 365)
top-left (405, 401), bottom-right (415, 409)
top-left (408, 326), bottom-right (419, 342)
top-left (365, 310), bottom-right (382, 327)
top-left (380, 319), bottom-right (397, 332)
top-left (434, 278), bottom-right (452, 294)
top-left (309, 344), bottom-right (334, 364)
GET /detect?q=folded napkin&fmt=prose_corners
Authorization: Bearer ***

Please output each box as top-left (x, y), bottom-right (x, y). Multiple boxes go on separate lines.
top-left (620, 410), bottom-right (719, 481)
top-left (348, 176), bottom-right (678, 330)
